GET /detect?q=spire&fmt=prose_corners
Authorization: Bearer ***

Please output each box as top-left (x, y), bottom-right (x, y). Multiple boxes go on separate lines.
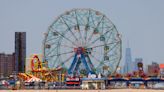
top-left (127, 40), bottom-right (129, 48)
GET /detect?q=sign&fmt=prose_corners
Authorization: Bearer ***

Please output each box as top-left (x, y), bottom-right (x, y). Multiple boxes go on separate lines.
top-left (159, 64), bottom-right (164, 69)
top-left (66, 77), bottom-right (79, 81)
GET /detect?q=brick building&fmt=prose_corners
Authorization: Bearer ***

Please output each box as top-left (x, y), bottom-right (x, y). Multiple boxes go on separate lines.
top-left (147, 62), bottom-right (160, 76)
top-left (0, 53), bottom-right (15, 77)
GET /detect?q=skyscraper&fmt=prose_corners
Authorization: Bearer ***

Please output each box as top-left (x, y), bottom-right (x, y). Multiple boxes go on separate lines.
top-left (15, 32), bottom-right (26, 73)
top-left (124, 47), bottom-right (132, 74)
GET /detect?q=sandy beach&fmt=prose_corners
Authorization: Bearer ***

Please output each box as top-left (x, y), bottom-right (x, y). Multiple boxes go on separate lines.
top-left (0, 89), bottom-right (164, 92)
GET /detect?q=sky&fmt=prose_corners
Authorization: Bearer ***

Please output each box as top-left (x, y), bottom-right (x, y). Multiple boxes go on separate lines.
top-left (0, 0), bottom-right (164, 66)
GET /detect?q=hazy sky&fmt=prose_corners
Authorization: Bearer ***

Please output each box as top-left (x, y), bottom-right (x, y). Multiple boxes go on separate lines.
top-left (0, 0), bottom-right (164, 66)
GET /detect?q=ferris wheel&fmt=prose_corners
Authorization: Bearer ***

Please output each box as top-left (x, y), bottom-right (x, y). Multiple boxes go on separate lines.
top-left (43, 9), bottom-right (122, 76)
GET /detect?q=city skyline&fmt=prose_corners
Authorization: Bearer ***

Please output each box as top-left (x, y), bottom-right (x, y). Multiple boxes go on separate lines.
top-left (0, 0), bottom-right (164, 65)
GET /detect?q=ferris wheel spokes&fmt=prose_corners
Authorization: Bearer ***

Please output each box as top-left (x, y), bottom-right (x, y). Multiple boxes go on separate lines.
top-left (87, 15), bottom-right (105, 45)
top-left (45, 45), bottom-right (58, 57)
top-left (89, 53), bottom-right (102, 64)
top-left (56, 54), bottom-right (74, 68)
top-left (60, 16), bottom-right (79, 42)
top-left (51, 29), bottom-right (78, 47)
top-left (88, 41), bottom-right (119, 49)
top-left (105, 58), bottom-right (119, 65)
top-left (84, 11), bottom-right (91, 46)
top-left (75, 10), bottom-right (88, 47)
top-left (49, 55), bottom-right (60, 68)
top-left (45, 35), bottom-right (59, 43)
top-left (60, 44), bottom-right (75, 49)
top-left (87, 30), bottom-right (110, 47)
top-left (86, 25), bottom-right (115, 47)
top-left (48, 50), bottom-right (74, 57)
top-left (83, 12), bottom-right (96, 46)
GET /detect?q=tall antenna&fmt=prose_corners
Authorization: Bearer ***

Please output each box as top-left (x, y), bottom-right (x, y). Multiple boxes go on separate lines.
top-left (127, 40), bottom-right (130, 48)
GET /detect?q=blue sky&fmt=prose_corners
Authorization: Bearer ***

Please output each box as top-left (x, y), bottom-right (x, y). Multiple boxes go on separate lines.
top-left (0, 0), bottom-right (164, 66)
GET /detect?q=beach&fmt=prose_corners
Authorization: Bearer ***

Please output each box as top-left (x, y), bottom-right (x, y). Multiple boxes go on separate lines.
top-left (0, 89), bottom-right (164, 92)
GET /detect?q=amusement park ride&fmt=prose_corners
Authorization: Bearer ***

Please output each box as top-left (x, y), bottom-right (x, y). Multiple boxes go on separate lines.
top-left (43, 8), bottom-right (122, 76)
top-left (19, 9), bottom-right (122, 83)
top-left (18, 54), bottom-right (65, 82)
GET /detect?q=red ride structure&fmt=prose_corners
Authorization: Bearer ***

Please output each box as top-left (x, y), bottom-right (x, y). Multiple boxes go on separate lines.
top-left (31, 55), bottom-right (42, 71)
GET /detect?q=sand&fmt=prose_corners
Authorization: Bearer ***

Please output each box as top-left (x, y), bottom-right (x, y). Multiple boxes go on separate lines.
top-left (0, 89), bottom-right (164, 92)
